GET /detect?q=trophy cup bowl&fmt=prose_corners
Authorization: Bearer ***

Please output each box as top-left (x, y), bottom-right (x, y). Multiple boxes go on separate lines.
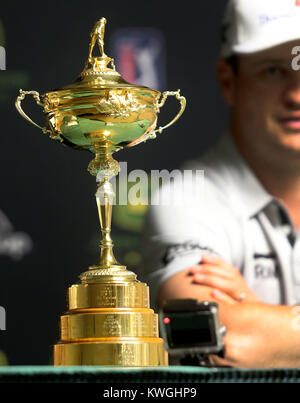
top-left (15, 17), bottom-right (186, 366)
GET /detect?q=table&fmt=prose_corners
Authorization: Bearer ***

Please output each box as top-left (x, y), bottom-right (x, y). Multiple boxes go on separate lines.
top-left (0, 366), bottom-right (300, 383)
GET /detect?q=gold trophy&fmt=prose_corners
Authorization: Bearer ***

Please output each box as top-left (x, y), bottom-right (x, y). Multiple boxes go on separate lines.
top-left (15, 17), bottom-right (186, 366)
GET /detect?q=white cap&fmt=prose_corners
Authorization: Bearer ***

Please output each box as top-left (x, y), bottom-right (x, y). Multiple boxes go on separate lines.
top-left (221, 0), bottom-right (300, 58)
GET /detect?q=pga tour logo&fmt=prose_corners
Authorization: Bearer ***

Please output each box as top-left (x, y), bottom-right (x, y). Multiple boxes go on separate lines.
top-left (110, 28), bottom-right (166, 91)
top-left (0, 45), bottom-right (5, 70)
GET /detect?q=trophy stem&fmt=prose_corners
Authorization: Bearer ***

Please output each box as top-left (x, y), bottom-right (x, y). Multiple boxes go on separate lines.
top-left (81, 149), bottom-right (137, 283)
top-left (96, 178), bottom-right (120, 269)
top-left (86, 138), bottom-right (123, 269)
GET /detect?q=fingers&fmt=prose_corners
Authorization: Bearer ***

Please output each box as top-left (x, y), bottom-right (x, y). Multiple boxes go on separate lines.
top-left (201, 253), bottom-right (226, 265)
top-left (189, 264), bottom-right (236, 280)
top-left (192, 271), bottom-right (241, 299)
top-left (191, 268), bottom-right (249, 302)
top-left (201, 253), bottom-right (239, 275)
top-left (188, 254), bottom-right (261, 303)
top-left (211, 288), bottom-right (237, 304)
top-left (209, 354), bottom-right (233, 367)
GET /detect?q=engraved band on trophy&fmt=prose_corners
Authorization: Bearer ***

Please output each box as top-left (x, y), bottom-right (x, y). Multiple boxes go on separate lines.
top-left (15, 17), bottom-right (186, 366)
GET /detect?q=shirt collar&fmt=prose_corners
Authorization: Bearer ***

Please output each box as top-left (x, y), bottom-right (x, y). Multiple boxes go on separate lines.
top-left (211, 131), bottom-right (274, 218)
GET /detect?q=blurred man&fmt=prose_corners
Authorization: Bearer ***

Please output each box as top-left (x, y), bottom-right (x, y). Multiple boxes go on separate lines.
top-left (140, 0), bottom-right (300, 368)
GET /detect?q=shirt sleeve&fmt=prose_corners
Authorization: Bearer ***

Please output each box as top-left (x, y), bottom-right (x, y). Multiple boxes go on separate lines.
top-left (138, 173), bottom-right (238, 309)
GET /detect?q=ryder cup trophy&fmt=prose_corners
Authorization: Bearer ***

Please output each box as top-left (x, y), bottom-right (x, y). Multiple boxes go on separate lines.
top-left (15, 17), bottom-right (186, 366)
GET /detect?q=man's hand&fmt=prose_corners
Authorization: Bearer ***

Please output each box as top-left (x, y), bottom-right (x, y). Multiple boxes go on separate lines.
top-left (188, 253), bottom-right (261, 303)
top-left (157, 259), bottom-right (300, 368)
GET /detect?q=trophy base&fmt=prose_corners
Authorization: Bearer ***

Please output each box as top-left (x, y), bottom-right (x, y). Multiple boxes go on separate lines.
top-left (53, 338), bottom-right (168, 366)
top-left (52, 275), bottom-right (168, 367)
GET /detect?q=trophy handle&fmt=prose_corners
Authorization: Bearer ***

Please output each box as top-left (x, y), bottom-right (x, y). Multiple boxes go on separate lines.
top-left (15, 89), bottom-right (50, 134)
top-left (150, 90), bottom-right (186, 139)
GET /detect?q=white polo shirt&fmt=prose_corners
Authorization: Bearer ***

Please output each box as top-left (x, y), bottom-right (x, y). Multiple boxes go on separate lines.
top-left (139, 131), bottom-right (300, 309)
